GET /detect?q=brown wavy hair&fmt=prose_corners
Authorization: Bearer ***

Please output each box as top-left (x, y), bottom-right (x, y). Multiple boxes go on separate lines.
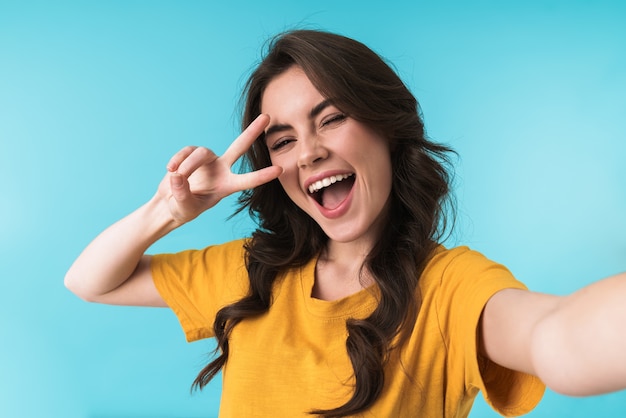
top-left (192, 30), bottom-right (455, 417)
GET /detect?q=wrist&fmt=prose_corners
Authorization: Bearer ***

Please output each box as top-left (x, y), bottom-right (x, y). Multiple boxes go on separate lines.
top-left (139, 194), bottom-right (183, 240)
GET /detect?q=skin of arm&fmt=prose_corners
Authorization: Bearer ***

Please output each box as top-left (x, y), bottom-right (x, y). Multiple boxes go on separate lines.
top-left (64, 114), bottom-right (282, 306)
top-left (63, 196), bottom-right (176, 306)
top-left (481, 272), bottom-right (626, 396)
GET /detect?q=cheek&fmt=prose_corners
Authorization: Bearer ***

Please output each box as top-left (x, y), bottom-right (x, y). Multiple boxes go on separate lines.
top-left (277, 167), bottom-right (301, 198)
top-left (267, 145), bottom-right (279, 162)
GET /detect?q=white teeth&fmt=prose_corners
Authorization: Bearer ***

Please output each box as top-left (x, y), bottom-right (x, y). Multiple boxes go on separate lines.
top-left (308, 173), bottom-right (353, 194)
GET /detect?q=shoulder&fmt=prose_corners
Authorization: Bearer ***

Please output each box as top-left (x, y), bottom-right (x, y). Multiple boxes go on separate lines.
top-left (151, 238), bottom-right (250, 290)
top-left (419, 245), bottom-right (528, 317)
top-left (202, 238), bottom-right (249, 261)
top-left (153, 238), bottom-right (248, 264)
top-left (422, 245), bottom-right (516, 287)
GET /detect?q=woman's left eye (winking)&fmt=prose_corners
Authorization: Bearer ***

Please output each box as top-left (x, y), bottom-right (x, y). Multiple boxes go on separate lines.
top-left (321, 113), bottom-right (346, 127)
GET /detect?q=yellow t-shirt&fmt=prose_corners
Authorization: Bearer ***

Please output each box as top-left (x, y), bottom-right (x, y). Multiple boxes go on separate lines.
top-left (152, 239), bottom-right (545, 417)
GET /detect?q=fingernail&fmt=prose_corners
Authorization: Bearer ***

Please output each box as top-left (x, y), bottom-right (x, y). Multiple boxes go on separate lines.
top-left (171, 173), bottom-right (183, 188)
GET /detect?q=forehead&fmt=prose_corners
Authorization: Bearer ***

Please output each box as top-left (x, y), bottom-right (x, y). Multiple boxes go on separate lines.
top-left (260, 66), bottom-right (325, 115)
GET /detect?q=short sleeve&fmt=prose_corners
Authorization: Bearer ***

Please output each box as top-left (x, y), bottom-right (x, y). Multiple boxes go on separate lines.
top-left (433, 247), bottom-right (545, 416)
top-left (151, 239), bottom-right (249, 342)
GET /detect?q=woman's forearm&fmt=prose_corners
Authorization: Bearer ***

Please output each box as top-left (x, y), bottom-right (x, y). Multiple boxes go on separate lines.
top-left (64, 195), bottom-right (178, 302)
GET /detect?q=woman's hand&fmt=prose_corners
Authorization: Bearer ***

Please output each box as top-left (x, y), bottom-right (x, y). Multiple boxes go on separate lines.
top-left (158, 114), bottom-right (282, 225)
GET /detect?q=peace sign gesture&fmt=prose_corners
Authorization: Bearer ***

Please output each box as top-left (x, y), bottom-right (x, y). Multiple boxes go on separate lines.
top-left (158, 114), bottom-right (282, 225)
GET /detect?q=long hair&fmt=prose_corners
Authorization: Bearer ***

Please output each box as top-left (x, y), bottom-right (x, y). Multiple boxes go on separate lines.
top-left (192, 30), bottom-right (455, 417)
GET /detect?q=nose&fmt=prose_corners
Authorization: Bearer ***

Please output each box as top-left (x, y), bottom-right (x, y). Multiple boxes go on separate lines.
top-left (297, 135), bottom-right (329, 168)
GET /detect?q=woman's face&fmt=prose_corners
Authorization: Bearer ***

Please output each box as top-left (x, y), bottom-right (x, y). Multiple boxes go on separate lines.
top-left (260, 66), bottom-right (393, 247)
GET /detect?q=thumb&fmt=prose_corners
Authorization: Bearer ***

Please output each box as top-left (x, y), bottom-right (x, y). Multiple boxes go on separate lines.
top-left (169, 172), bottom-right (190, 202)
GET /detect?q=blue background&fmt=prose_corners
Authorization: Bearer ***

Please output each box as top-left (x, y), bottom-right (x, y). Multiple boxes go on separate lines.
top-left (1, 1), bottom-right (625, 417)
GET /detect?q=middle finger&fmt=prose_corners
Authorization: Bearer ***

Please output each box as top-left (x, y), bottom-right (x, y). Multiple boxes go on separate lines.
top-left (176, 146), bottom-right (219, 177)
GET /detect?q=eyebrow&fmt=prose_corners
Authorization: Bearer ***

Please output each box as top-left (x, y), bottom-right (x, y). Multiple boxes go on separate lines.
top-left (264, 99), bottom-right (333, 139)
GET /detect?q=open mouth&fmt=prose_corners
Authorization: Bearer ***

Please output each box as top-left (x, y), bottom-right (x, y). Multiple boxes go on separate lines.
top-left (308, 173), bottom-right (355, 209)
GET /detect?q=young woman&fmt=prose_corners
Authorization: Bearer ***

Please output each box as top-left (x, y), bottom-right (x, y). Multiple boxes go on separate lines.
top-left (65, 30), bottom-right (626, 417)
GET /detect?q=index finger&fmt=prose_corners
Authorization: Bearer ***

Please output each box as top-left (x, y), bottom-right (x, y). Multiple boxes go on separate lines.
top-left (221, 114), bottom-right (270, 166)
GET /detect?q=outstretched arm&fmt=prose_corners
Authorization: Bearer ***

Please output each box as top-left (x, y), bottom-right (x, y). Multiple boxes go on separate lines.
top-left (481, 271), bottom-right (626, 396)
top-left (64, 114), bottom-right (282, 306)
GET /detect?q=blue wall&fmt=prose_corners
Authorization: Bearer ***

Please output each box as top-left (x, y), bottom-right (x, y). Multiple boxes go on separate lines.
top-left (1, 1), bottom-right (625, 416)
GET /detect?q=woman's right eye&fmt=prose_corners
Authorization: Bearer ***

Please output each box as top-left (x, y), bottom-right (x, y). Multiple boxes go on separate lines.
top-left (269, 138), bottom-right (294, 151)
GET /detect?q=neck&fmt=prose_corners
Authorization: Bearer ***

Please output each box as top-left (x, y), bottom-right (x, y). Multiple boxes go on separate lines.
top-left (323, 237), bottom-right (370, 261)
top-left (312, 239), bottom-right (376, 301)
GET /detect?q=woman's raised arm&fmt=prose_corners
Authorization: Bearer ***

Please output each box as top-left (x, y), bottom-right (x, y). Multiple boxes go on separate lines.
top-left (64, 114), bottom-right (282, 306)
